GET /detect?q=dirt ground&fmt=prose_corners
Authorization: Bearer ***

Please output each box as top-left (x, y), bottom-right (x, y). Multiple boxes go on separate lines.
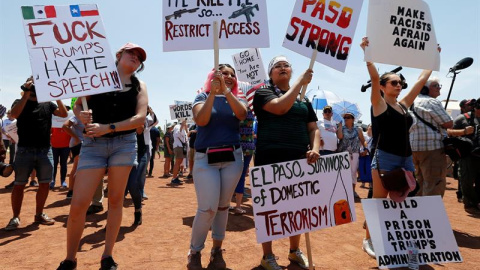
top-left (0, 153), bottom-right (479, 270)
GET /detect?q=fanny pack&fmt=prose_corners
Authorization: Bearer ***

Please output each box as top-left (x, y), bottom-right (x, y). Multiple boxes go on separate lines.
top-left (206, 145), bottom-right (235, 164)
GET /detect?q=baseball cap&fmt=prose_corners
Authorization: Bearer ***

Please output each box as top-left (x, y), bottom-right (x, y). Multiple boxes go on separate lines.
top-left (118, 42), bottom-right (147, 62)
top-left (323, 105), bottom-right (332, 112)
top-left (389, 169), bottom-right (417, 203)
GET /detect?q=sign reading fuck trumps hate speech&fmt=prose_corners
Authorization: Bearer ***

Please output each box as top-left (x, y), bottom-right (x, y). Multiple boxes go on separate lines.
top-left (21, 4), bottom-right (121, 102)
top-left (162, 0), bottom-right (269, 51)
top-left (250, 152), bottom-right (356, 243)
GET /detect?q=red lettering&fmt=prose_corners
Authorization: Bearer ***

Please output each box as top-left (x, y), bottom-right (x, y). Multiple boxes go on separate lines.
top-left (325, 1), bottom-right (340, 24)
top-left (337, 7), bottom-right (353, 28)
top-left (27, 21), bottom-right (53, 45)
top-left (72, 21), bottom-right (87, 41)
top-left (301, 0), bottom-right (317, 13)
top-left (53, 23), bottom-right (73, 44)
top-left (85, 21), bottom-right (106, 39)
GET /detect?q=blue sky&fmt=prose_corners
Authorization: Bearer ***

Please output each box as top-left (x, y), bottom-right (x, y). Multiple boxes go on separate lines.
top-left (1, 0), bottom-right (479, 128)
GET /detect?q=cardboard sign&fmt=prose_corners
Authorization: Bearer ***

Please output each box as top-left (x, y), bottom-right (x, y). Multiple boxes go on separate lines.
top-left (362, 196), bottom-right (462, 269)
top-left (232, 48), bottom-right (267, 86)
top-left (21, 5), bottom-right (121, 102)
top-left (52, 110), bottom-right (74, 128)
top-left (3, 120), bottom-right (19, 144)
top-left (250, 152), bottom-right (356, 243)
top-left (283, 0), bottom-right (364, 72)
top-left (365, 0), bottom-right (440, 71)
top-left (169, 101), bottom-right (193, 121)
top-left (162, 0), bottom-right (269, 51)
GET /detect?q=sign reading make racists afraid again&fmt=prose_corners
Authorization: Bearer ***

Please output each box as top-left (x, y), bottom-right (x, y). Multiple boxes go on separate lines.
top-left (21, 5), bottom-right (121, 102)
top-left (364, 0), bottom-right (440, 71)
top-left (283, 0), bottom-right (364, 72)
top-left (163, 0), bottom-right (269, 51)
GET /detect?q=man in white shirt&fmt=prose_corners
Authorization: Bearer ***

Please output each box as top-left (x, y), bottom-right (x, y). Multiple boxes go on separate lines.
top-left (171, 119), bottom-right (187, 185)
top-left (1, 110), bottom-right (16, 164)
top-left (317, 106), bottom-right (339, 155)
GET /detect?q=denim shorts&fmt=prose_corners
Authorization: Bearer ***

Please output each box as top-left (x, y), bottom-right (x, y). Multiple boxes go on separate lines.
top-left (371, 149), bottom-right (415, 172)
top-left (14, 146), bottom-right (53, 185)
top-left (77, 133), bottom-right (138, 170)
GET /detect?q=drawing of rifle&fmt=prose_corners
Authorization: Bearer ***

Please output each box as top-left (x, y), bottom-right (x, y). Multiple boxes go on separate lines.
top-left (228, 4), bottom-right (259, 23)
top-left (165, 8), bottom-right (199, 21)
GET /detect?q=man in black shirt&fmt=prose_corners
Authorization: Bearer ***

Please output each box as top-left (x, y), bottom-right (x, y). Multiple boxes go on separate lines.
top-left (5, 77), bottom-right (67, 231)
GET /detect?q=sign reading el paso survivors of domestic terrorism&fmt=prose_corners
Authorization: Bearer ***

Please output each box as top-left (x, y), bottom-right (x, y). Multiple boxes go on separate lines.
top-left (21, 5), bottom-right (121, 102)
top-left (250, 152), bottom-right (356, 243)
top-left (232, 48), bottom-right (267, 86)
top-left (170, 101), bottom-right (193, 120)
top-left (365, 0), bottom-right (440, 71)
top-left (163, 0), bottom-right (269, 51)
top-left (362, 197), bottom-right (462, 269)
top-left (283, 0), bottom-right (364, 72)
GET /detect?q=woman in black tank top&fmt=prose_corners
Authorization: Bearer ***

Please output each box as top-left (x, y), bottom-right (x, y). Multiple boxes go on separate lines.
top-left (58, 43), bottom-right (149, 270)
top-left (359, 37), bottom-right (440, 259)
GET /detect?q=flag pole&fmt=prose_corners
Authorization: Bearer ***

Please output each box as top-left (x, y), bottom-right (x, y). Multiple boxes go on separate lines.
top-left (213, 21), bottom-right (219, 70)
top-left (299, 38), bottom-right (320, 100)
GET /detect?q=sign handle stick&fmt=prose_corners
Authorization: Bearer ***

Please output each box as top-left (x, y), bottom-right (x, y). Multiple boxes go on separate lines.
top-left (213, 21), bottom-right (219, 70)
top-left (299, 40), bottom-right (320, 100)
top-left (305, 232), bottom-right (315, 270)
top-left (81, 96), bottom-right (89, 111)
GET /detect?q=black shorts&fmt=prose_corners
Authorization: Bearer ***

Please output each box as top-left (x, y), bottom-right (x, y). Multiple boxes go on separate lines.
top-left (254, 148), bottom-right (306, 166)
top-left (70, 143), bottom-right (82, 158)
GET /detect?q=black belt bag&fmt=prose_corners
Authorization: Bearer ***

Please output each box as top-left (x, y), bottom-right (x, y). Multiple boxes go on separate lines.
top-left (205, 145), bottom-right (236, 164)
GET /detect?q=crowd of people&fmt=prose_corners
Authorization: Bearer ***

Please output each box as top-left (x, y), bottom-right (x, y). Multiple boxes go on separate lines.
top-left (1, 38), bottom-right (479, 270)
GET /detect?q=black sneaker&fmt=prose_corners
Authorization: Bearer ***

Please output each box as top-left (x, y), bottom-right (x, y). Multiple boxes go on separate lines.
top-left (133, 211), bottom-right (142, 226)
top-left (171, 178), bottom-right (184, 185)
top-left (100, 256), bottom-right (118, 270)
top-left (66, 190), bottom-right (73, 200)
top-left (57, 259), bottom-right (77, 270)
top-left (86, 204), bottom-right (104, 215)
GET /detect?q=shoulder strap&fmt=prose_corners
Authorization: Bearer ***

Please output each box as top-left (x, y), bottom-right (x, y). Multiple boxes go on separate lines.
top-left (412, 107), bottom-right (439, 133)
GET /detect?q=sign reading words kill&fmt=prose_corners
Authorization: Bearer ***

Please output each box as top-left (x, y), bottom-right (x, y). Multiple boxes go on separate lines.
top-left (283, 0), bottom-right (364, 72)
top-left (362, 196), bottom-right (462, 269)
top-left (163, 0), bottom-right (269, 51)
top-left (365, 0), bottom-right (440, 70)
top-left (250, 152), bottom-right (356, 243)
top-left (21, 5), bottom-right (121, 102)
top-left (169, 101), bottom-right (193, 121)
top-left (232, 48), bottom-right (267, 86)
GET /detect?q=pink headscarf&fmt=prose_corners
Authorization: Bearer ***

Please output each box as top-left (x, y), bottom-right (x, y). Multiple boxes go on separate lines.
top-left (202, 66), bottom-right (240, 97)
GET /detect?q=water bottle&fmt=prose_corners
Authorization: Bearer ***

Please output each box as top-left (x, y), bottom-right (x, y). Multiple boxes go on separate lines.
top-left (407, 240), bottom-right (419, 270)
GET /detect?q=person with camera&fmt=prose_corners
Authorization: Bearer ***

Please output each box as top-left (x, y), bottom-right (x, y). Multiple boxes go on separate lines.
top-left (449, 98), bottom-right (480, 213)
top-left (409, 77), bottom-right (453, 198)
top-left (5, 76), bottom-right (68, 231)
top-left (360, 37), bottom-right (438, 258)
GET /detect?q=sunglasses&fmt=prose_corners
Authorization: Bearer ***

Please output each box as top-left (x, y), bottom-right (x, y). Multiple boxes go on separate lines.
top-left (388, 80), bottom-right (404, 87)
top-left (343, 116), bottom-right (353, 119)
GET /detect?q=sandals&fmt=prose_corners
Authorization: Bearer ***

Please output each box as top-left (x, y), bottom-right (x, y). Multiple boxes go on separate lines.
top-left (232, 207), bottom-right (246, 215)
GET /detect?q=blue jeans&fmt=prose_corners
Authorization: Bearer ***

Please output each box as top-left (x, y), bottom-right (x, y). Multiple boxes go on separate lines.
top-left (190, 148), bottom-right (243, 252)
top-left (126, 151), bottom-right (148, 210)
top-left (14, 147), bottom-right (53, 185)
top-left (52, 147), bottom-right (70, 185)
top-left (234, 154), bottom-right (253, 194)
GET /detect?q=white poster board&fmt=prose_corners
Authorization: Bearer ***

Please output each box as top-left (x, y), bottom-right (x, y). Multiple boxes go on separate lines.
top-left (162, 0), bottom-right (269, 51)
top-left (250, 152), bottom-right (356, 243)
top-left (21, 4), bottom-right (121, 102)
top-left (52, 110), bottom-right (74, 128)
top-left (365, 0), bottom-right (440, 71)
top-left (362, 196), bottom-right (462, 269)
top-left (4, 120), bottom-right (19, 144)
top-left (283, 0), bottom-right (364, 72)
top-left (169, 101), bottom-right (193, 121)
top-left (232, 48), bottom-right (267, 86)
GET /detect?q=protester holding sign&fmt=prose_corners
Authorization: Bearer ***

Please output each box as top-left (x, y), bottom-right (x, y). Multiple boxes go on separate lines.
top-left (57, 43), bottom-right (148, 270)
top-left (187, 64), bottom-right (247, 270)
top-left (360, 37), bottom-right (438, 259)
top-left (252, 56), bottom-right (320, 270)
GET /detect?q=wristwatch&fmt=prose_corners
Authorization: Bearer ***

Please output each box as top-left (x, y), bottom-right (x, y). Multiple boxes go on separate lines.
top-left (109, 123), bottom-right (116, 133)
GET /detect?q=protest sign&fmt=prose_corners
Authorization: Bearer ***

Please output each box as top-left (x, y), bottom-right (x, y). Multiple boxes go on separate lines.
top-left (232, 48), bottom-right (267, 86)
top-left (52, 110), bottom-right (74, 128)
top-left (250, 152), bottom-right (356, 243)
top-left (21, 4), bottom-right (121, 102)
top-left (169, 101), bottom-right (193, 121)
top-left (4, 120), bottom-right (19, 144)
top-left (365, 0), bottom-right (440, 71)
top-left (283, 0), bottom-right (364, 72)
top-left (162, 0), bottom-right (269, 52)
top-left (362, 196), bottom-right (462, 269)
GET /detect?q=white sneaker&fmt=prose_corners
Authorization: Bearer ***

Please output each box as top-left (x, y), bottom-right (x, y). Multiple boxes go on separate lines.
top-left (362, 238), bottom-right (375, 258)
